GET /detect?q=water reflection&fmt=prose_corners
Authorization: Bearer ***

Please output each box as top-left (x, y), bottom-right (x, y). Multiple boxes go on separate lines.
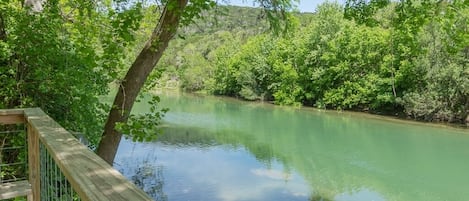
top-left (116, 138), bottom-right (314, 201)
top-left (116, 92), bottom-right (469, 201)
top-left (116, 144), bottom-right (167, 201)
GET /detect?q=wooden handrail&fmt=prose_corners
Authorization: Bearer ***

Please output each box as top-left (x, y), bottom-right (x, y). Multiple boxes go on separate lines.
top-left (0, 108), bottom-right (153, 201)
top-left (0, 109), bottom-right (25, 125)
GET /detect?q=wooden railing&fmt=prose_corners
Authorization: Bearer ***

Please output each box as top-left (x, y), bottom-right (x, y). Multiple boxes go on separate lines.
top-left (0, 108), bottom-right (153, 201)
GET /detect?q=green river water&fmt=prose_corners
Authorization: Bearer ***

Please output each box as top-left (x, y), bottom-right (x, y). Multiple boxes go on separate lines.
top-left (115, 92), bottom-right (469, 201)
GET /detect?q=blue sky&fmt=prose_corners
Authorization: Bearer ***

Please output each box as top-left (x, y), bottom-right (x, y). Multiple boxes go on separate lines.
top-left (226, 0), bottom-right (345, 13)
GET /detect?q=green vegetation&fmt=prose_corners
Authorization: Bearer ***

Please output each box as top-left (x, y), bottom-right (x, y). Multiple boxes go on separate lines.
top-left (0, 0), bottom-right (120, 145)
top-left (164, 1), bottom-right (469, 124)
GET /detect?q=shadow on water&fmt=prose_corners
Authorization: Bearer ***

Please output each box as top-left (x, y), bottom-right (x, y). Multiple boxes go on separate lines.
top-left (310, 194), bottom-right (333, 201)
top-left (117, 154), bottom-right (168, 201)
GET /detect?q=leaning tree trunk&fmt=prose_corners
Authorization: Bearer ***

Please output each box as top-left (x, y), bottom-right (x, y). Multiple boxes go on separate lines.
top-left (97, 0), bottom-right (189, 165)
top-left (0, 14), bottom-right (6, 41)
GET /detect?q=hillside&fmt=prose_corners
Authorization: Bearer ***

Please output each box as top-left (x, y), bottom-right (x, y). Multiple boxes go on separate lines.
top-left (153, 5), bottom-right (312, 89)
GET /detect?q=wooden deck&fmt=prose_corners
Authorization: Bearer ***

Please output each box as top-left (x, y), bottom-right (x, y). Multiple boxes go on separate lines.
top-left (0, 180), bottom-right (32, 200)
top-left (0, 108), bottom-right (153, 201)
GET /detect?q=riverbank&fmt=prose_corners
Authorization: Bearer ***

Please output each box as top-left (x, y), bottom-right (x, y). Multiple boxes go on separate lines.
top-left (151, 89), bottom-right (469, 134)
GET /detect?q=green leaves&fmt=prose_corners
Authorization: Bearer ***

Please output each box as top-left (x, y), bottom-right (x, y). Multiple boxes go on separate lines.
top-left (255, 0), bottom-right (298, 35)
top-left (344, 0), bottom-right (390, 26)
top-left (110, 2), bottom-right (144, 44)
top-left (0, 0), bottom-right (150, 146)
top-left (116, 95), bottom-right (169, 142)
top-left (394, 1), bottom-right (469, 122)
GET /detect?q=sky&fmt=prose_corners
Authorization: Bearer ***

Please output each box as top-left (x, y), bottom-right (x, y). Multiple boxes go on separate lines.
top-left (226, 0), bottom-right (345, 13)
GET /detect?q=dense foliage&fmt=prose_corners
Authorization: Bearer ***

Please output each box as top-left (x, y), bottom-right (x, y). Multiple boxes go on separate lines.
top-left (0, 0), bottom-right (121, 144)
top-left (165, 1), bottom-right (469, 123)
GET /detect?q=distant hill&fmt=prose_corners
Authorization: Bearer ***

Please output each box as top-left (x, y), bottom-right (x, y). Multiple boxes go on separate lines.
top-left (179, 5), bottom-right (315, 37)
top-left (179, 5), bottom-right (270, 36)
top-left (152, 5), bottom-right (314, 90)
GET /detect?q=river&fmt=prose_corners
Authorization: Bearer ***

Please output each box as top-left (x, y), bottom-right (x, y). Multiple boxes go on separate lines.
top-left (114, 92), bottom-right (469, 201)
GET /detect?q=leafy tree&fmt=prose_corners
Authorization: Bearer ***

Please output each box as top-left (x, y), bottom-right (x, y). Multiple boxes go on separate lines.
top-left (0, 0), bottom-right (130, 145)
top-left (344, 0), bottom-right (390, 26)
top-left (400, 1), bottom-right (469, 122)
top-left (97, 0), bottom-right (298, 165)
top-left (211, 32), bottom-right (243, 95)
top-left (269, 35), bottom-right (304, 106)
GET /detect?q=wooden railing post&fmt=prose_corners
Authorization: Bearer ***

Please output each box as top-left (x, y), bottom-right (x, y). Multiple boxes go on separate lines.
top-left (27, 123), bottom-right (40, 201)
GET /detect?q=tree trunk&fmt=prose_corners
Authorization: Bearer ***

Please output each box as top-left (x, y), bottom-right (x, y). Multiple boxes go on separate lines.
top-left (0, 13), bottom-right (6, 41)
top-left (97, 0), bottom-right (188, 165)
